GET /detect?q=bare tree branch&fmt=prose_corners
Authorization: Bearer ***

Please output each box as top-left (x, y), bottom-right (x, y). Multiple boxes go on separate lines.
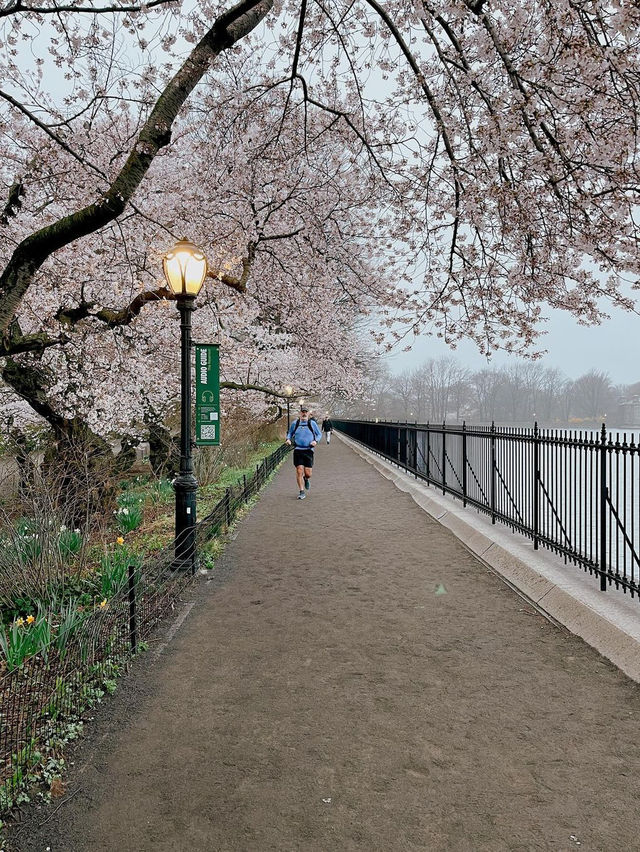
top-left (0, 318), bottom-right (69, 356)
top-left (0, 88), bottom-right (106, 175)
top-left (1, 179), bottom-right (25, 225)
top-left (0, 0), bottom-right (174, 18)
top-left (220, 380), bottom-right (312, 399)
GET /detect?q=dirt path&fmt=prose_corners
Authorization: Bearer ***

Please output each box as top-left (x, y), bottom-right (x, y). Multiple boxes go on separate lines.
top-left (10, 436), bottom-right (640, 851)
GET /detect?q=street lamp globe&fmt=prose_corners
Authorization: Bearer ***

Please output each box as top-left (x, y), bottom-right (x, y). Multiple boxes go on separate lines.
top-left (284, 385), bottom-right (293, 397)
top-left (163, 238), bottom-right (208, 298)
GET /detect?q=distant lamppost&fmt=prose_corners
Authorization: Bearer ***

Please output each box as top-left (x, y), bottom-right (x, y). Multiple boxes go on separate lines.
top-left (162, 238), bottom-right (208, 570)
top-left (284, 385), bottom-right (294, 428)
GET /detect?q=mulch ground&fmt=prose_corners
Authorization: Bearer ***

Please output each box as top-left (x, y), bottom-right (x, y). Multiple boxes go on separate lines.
top-left (7, 436), bottom-right (640, 851)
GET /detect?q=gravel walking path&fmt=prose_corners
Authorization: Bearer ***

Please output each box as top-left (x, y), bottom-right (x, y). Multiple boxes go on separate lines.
top-left (11, 436), bottom-right (640, 851)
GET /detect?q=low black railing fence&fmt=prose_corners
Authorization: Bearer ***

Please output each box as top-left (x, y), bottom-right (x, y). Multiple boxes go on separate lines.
top-left (195, 443), bottom-right (289, 548)
top-left (0, 442), bottom-right (290, 812)
top-left (335, 420), bottom-right (640, 600)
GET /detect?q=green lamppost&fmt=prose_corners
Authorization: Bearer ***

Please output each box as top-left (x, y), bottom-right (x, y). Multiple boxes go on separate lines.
top-left (163, 238), bottom-right (208, 570)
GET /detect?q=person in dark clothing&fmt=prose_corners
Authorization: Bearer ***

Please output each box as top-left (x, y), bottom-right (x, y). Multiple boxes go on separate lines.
top-left (321, 415), bottom-right (333, 445)
top-left (285, 405), bottom-right (322, 499)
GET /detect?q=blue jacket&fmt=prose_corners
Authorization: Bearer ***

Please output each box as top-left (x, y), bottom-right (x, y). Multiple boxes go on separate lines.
top-left (287, 417), bottom-right (322, 449)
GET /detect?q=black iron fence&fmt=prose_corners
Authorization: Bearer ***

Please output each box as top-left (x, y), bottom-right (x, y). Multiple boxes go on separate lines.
top-left (335, 420), bottom-right (640, 599)
top-left (0, 442), bottom-right (290, 812)
top-left (196, 443), bottom-right (289, 549)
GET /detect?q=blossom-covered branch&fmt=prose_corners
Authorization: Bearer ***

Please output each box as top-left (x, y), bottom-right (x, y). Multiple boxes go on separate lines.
top-left (0, 0), bottom-right (274, 335)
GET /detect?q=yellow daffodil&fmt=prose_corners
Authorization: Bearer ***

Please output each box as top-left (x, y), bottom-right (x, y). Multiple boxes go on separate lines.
top-left (116, 536), bottom-right (125, 545)
top-left (26, 614), bottom-right (35, 625)
top-left (99, 599), bottom-right (107, 608)
top-left (16, 617), bottom-right (24, 627)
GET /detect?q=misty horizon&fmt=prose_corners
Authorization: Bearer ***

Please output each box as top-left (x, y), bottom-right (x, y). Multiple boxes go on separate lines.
top-left (384, 298), bottom-right (640, 387)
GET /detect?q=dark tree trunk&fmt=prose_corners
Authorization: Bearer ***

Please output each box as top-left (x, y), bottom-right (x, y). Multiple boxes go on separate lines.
top-left (147, 419), bottom-right (179, 478)
top-left (2, 356), bottom-right (132, 525)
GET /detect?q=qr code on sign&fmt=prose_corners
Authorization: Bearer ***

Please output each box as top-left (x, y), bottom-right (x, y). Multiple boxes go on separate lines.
top-left (201, 425), bottom-right (216, 439)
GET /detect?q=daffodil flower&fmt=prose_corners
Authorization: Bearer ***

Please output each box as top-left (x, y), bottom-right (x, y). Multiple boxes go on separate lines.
top-left (16, 617), bottom-right (24, 627)
top-left (99, 599), bottom-right (107, 609)
top-left (26, 614), bottom-right (35, 625)
top-left (117, 536), bottom-right (125, 545)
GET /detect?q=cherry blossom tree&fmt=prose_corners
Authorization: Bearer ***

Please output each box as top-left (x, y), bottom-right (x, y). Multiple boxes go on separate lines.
top-left (1, 75), bottom-right (382, 443)
top-left (1, 0), bottom-right (639, 447)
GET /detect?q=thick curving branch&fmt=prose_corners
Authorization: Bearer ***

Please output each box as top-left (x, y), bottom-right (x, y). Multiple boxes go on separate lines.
top-left (220, 381), bottom-right (312, 400)
top-left (0, 318), bottom-right (69, 356)
top-left (206, 240), bottom-right (257, 294)
top-left (0, 0), bottom-right (172, 17)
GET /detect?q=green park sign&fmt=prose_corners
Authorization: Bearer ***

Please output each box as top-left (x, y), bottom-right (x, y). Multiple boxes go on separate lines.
top-left (195, 344), bottom-right (220, 446)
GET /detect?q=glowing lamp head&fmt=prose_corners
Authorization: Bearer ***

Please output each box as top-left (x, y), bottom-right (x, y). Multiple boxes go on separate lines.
top-left (284, 385), bottom-right (293, 396)
top-left (163, 238), bottom-right (208, 298)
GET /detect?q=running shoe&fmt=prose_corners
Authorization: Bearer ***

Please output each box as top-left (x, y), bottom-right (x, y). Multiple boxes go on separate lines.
top-left (298, 491), bottom-right (306, 500)
top-left (304, 476), bottom-right (310, 491)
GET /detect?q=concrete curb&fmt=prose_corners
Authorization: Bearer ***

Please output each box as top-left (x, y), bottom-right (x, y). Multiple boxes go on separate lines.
top-left (338, 432), bottom-right (640, 683)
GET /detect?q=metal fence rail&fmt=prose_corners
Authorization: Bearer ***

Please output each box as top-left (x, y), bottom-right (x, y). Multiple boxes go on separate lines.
top-left (334, 420), bottom-right (640, 599)
top-left (0, 442), bottom-right (290, 811)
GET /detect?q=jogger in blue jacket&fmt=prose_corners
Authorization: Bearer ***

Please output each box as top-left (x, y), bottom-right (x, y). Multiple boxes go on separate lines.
top-left (285, 405), bottom-right (323, 499)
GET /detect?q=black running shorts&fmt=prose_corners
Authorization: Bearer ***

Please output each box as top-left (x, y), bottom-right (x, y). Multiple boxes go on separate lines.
top-left (293, 448), bottom-right (314, 468)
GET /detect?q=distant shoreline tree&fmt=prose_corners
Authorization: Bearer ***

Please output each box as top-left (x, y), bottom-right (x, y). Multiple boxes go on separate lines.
top-left (351, 357), bottom-right (626, 427)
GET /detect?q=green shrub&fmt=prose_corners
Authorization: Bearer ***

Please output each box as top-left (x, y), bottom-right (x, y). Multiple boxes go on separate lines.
top-left (58, 526), bottom-right (83, 558)
top-left (12, 518), bottom-right (42, 562)
top-left (99, 544), bottom-right (143, 599)
top-left (0, 513), bottom-right (89, 611)
top-left (147, 478), bottom-right (174, 504)
top-left (117, 492), bottom-right (143, 509)
top-left (114, 504), bottom-right (143, 533)
top-left (0, 605), bottom-right (52, 671)
top-left (55, 600), bottom-right (90, 660)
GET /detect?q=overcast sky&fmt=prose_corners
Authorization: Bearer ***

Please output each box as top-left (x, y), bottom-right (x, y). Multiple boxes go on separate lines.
top-left (385, 300), bottom-right (640, 386)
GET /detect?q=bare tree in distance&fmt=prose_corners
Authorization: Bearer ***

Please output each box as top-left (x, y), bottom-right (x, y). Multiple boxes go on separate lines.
top-left (345, 358), bottom-right (627, 427)
top-left (572, 370), bottom-right (615, 422)
top-left (395, 370), bottom-right (415, 422)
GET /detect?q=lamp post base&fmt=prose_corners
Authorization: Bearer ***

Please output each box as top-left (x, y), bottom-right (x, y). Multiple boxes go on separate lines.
top-left (173, 472), bottom-right (197, 572)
